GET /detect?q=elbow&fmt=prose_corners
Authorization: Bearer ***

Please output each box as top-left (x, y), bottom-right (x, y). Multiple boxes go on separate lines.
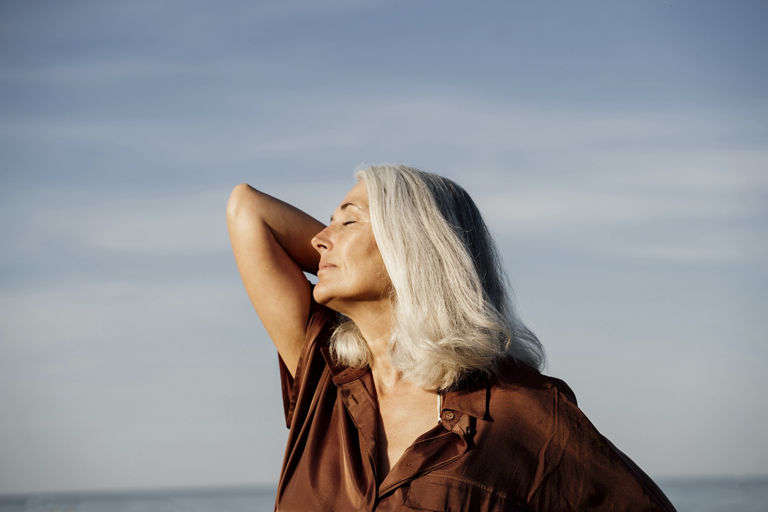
top-left (226, 183), bottom-right (256, 221)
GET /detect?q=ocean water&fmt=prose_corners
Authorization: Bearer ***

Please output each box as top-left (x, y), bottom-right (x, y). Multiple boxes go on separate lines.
top-left (0, 487), bottom-right (277, 512)
top-left (1, 479), bottom-right (766, 511)
top-left (659, 478), bottom-right (768, 512)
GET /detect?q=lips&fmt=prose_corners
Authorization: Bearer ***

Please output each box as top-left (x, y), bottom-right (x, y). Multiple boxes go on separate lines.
top-left (318, 262), bottom-right (337, 273)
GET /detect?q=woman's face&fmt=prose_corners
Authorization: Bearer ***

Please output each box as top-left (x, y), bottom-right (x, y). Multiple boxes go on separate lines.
top-left (311, 181), bottom-right (392, 313)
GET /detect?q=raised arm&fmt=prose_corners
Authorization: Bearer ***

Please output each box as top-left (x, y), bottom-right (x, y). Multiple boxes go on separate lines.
top-left (226, 183), bottom-right (325, 377)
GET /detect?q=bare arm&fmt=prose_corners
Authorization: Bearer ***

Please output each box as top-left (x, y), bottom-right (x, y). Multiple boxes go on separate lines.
top-left (226, 183), bottom-right (325, 377)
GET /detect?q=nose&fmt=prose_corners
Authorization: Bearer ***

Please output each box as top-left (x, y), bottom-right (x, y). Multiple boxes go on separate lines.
top-left (311, 226), bottom-right (332, 253)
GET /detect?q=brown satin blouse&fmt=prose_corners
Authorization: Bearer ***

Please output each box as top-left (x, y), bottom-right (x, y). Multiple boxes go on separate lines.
top-left (274, 306), bottom-right (676, 511)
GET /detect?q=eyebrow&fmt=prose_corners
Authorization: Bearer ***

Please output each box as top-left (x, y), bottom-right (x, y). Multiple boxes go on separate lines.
top-left (329, 202), bottom-right (361, 222)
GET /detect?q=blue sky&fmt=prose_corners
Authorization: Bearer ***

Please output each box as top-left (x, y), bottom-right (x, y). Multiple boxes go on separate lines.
top-left (1, 0), bottom-right (767, 494)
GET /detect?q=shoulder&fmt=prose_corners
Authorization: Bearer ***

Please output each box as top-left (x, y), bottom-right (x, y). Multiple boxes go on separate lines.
top-left (483, 364), bottom-right (586, 473)
top-left (446, 361), bottom-right (577, 442)
top-left (487, 362), bottom-right (578, 428)
top-left (431, 366), bottom-right (586, 507)
top-left (497, 362), bottom-right (576, 400)
top-left (481, 364), bottom-right (675, 510)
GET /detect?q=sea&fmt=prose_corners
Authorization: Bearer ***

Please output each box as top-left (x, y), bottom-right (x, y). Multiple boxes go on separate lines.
top-left (1, 479), bottom-right (766, 511)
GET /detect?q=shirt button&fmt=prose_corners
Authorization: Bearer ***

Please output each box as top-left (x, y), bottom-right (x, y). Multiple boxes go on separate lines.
top-left (443, 411), bottom-right (455, 421)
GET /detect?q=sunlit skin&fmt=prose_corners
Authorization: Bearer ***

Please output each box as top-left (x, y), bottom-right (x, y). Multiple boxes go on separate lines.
top-left (310, 181), bottom-right (438, 477)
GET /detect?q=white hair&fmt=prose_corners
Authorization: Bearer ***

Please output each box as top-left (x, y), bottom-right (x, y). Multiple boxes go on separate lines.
top-left (329, 164), bottom-right (545, 391)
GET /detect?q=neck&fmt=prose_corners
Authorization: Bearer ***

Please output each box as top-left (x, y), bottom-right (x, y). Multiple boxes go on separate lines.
top-left (343, 300), bottom-right (400, 394)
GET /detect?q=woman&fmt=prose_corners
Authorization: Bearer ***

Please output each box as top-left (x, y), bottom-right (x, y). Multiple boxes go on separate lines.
top-left (227, 164), bottom-right (675, 511)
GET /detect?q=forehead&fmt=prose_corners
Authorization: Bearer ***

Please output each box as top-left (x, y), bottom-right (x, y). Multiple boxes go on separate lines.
top-left (338, 180), bottom-right (368, 208)
top-left (330, 181), bottom-right (369, 222)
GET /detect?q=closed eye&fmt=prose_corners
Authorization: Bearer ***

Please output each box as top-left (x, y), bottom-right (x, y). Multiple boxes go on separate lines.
top-left (342, 221), bottom-right (356, 226)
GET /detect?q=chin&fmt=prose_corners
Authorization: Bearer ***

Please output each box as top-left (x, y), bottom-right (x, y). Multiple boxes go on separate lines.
top-left (312, 284), bottom-right (333, 305)
top-left (313, 286), bottom-right (353, 317)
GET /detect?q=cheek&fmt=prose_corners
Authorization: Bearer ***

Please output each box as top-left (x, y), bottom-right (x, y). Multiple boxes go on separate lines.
top-left (362, 243), bottom-right (385, 270)
top-left (368, 252), bottom-right (391, 288)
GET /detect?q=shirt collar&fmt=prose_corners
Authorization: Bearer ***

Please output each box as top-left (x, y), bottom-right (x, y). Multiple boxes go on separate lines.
top-left (319, 343), bottom-right (369, 385)
top-left (442, 382), bottom-right (491, 421)
top-left (441, 360), bottom-right (549, 422)
top-left (315, 316), bottom-right (534, 424)
top-left (318, 330), bottom-right (494, 422)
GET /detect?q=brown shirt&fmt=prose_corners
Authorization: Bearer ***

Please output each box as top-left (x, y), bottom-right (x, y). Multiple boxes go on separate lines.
top-left (274, 306), bottom-right (676, 511)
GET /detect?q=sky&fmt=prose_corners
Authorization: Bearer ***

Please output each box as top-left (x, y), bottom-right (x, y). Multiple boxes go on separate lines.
top-left (1, 0), bottom-right (767, 495)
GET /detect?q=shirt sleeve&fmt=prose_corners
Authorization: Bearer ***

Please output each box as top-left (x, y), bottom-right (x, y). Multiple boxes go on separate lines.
top-left (527, 394), bottom-right (676, 511)
top-left (278, 298), bottom-right (334, 428)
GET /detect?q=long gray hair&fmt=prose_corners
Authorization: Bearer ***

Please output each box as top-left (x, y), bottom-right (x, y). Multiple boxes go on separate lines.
top-left (329, 164), bottom-right (544, 391)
